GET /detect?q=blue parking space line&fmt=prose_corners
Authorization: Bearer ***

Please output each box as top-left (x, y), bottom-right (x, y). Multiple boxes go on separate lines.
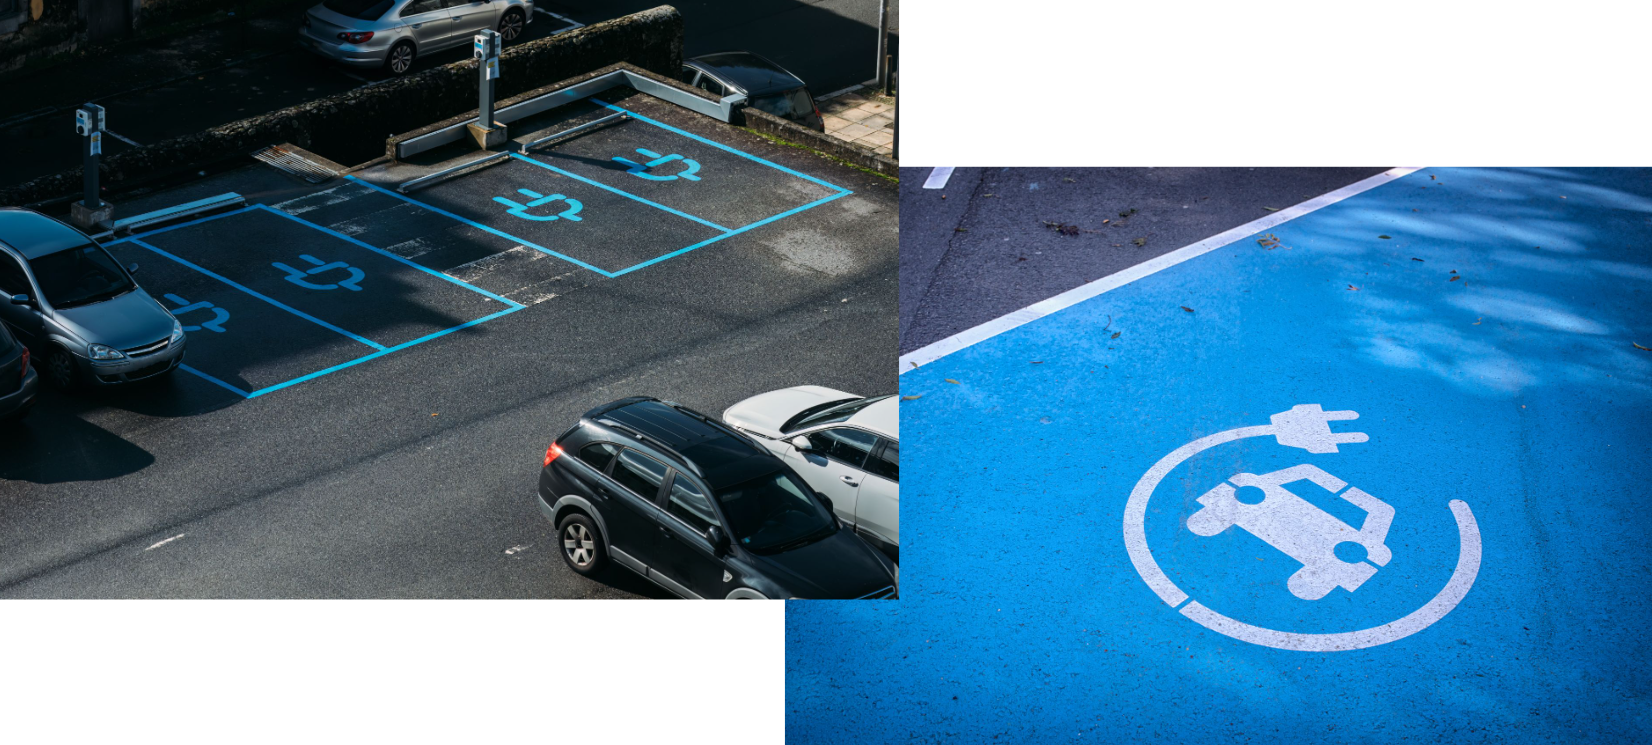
top-left (125, 238), bottom-right (387, 351)
top-left (344, 175), bottom-right (620, 278)
top-left (177, 363), bottom-right (254, 399)
top-left (242, 305), bottom-right (523, 398)
top-left (99, 205), bottom-right (260, 247)
top-left (255, 205), bottom-right (526, 309)
top-left (589, 97), bottom-right (853, 195)
top-left (507, 153), bottom-right (733, 233)
top-left (608, 189), bottom-right (851, 277)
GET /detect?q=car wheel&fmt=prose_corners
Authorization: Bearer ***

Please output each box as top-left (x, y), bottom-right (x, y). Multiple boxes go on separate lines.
top-left (43, 347), bottom-right (78, 391)
top-left (558, 513), bottom-right (606, 575)
top-left (385, 41), bottom-right (416, 76)
top-left (499, 9), bottom-right (526, 42)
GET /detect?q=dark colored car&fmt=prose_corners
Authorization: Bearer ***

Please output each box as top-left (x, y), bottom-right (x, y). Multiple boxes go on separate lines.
top-left (0, 320), bottom-right (38, 421)
top-left (538, 397), bottom-right (898, 599)
top-left (0, 208), bottom-right (185, 389)
top-left (682, 51), bottom-right (825, 132)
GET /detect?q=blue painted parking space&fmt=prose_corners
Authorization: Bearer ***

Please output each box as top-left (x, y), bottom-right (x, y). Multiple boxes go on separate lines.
top-left (104, 205), bottom-right (524, 398)
top-left (789, 168), bottom-right (1652, 742)
top-left (352, 99), bottom-right (851, 278)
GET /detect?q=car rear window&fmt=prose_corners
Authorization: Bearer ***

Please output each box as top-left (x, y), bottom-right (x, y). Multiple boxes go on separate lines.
top-left (749, 89), bottom-right (814, 120)
top-left (323, 0), bottom-right (394, 20)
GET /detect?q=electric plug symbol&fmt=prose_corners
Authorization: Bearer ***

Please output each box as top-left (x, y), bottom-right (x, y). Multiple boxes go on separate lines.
top-left (1270, 404), bottom-right (1369, 454)
top-left (272, 255), bottom-right (365, 291)
top-left (493, 189), bottom-right (584, 222)
top-left (613, 149), bottom-right (701, 181)
top-left (163, 293), bottom-right (229, 333)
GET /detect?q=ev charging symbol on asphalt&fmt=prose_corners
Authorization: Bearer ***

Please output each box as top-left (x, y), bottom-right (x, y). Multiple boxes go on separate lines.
top-left (493, 189), bottom-right (584, 222)
top-left (613, 149), bottom-right (702, 181)
top-left (1124, 404), bottom-right (1482, 651)
top-left (272, 255), bottom-right (366, 291)
top-left (163, 293), bottom-right (229, 333)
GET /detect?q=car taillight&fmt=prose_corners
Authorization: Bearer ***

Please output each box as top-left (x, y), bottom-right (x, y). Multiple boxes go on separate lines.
top-left (338, 31), bottom-right (374, 44)
top-left (18, 347), bottom-right (27, 379)
top-left (544, 442), bottom-right (564, 466)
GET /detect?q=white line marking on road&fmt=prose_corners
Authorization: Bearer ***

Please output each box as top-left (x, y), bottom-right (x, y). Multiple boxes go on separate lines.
top-left (271, 182), bottom-right (367, 214)
top-left (506, 544), bottom-right (532, 555)
top-left (898, 166), bottom-right (1425, 373)
top-left (922, 167), bottom-right (955, 189)
top-left (533, 7), bottom-right (585, 28)
top-left (104, 129), bottom-right (141, 147)
top-left (145, 534), bottom-right (186, 551)
top-left (446, 245), bottom-right (546, 282)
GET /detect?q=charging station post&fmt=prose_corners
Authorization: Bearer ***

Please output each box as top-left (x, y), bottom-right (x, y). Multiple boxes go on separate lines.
top-left (70, 103), bottom-right (115, 230)
top-left (466, 30), bottom-right (507, 150)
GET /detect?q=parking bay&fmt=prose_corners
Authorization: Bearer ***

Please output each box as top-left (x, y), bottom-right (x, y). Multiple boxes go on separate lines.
top-left (0, 91), bottom-right (894, 600)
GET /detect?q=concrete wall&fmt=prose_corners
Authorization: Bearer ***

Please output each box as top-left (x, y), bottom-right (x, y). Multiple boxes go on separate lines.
top-left (744, 108), bottom-right (898, 178)
top-left (0, 5), bottom-right (685, 209)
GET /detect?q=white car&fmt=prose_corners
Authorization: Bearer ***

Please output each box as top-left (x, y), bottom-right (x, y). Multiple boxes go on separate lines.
top-left (723, 387), bottom-right (898, 563)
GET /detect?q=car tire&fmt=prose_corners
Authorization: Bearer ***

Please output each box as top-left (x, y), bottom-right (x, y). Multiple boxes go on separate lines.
top-left (385, 41), bottom-right (416, 76)
top-left (557, 513), bottom-right (606, 576)
top-left (43, 346), bottom-right (78, 391)
top-left (499, 9), bottom-right (526, 42)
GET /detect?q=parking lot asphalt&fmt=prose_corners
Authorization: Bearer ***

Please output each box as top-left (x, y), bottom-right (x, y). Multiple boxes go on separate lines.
top-left (0, 89), bottom-right (897, 598)
top-left (900, 167), bottom-right (1391, 354)
top-left (796, 167), bottom-right (1652, 742)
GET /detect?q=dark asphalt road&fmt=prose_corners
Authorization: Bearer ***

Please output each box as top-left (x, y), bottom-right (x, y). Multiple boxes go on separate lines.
top-left (0, 1), bottom-right (894, 191)
top-left (0, 92), bottom-right (896, 598)
top-left (899, 167), bottom-right (1394, 354)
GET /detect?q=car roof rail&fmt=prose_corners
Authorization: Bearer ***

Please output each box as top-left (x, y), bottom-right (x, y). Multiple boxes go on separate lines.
top-left (594, 418), bottom-right (704, 477)
top-left (663, 401), bottom-right (766, 452)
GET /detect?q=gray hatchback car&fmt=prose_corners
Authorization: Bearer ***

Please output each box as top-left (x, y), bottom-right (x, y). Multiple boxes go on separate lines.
top-left (0, 209), bottom-right (185, 390)
top-left (300, 0), bottom-right (534, 75)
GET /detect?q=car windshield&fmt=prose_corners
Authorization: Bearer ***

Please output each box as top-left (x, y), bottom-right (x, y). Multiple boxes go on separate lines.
top-left (716, 469), bottom-right (835, 554)
top-left (28, 244), bottom-right (135, 310)
top-left (322, 0), bottom-right (394, 20)
top-left (784, 394), bottom-right (891, 433)
top-left (749, 88), bottom-right (814, 120)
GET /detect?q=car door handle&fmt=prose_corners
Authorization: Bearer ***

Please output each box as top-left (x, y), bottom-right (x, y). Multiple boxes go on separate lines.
top-left (840, 475), bottom-right (859, 486)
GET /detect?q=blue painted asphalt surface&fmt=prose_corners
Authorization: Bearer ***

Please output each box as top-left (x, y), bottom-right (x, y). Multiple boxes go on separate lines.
top-left (789, 168), bottom-right (1652, 742)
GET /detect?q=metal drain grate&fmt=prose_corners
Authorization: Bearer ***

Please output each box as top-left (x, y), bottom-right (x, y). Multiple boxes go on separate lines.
top-left (252, 145), bottom-right (338, 183)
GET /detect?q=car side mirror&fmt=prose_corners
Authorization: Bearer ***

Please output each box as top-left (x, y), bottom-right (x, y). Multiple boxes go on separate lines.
top-left (789, 435), bottom-right (813, 451)
top-left (127, 262), bottom-right (139, 274)
top-left (9, 294), bottom-right (30, 307)
top-left (707, 525), bottom-right (730, 556)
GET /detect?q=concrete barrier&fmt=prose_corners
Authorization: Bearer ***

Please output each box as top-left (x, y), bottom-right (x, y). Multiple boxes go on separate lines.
top-left (0, 5), bottom-right (684, 210)
top-left (742, 108), bottom-right (898, 178)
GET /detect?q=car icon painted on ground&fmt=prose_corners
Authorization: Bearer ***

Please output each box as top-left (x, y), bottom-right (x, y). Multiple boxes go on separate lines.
top-left (0, 319), bottom-right (38, 421)
top-left (539, 397), bottom-right (898, 599)
top-left (682, 51), bottom-right (826, 132)
top-left (0, 209), bottom-right (185, 390)
top-left (722, 387), bottom-right (898, 564)
top-left (300, 0), bottom-right (533, 76)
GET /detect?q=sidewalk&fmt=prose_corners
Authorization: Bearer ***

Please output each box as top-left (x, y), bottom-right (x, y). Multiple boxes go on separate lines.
top-left (819, 85), bottom-right (895, 158)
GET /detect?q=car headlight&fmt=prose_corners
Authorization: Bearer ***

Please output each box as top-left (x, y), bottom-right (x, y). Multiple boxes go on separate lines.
top-left (88, 344), bottom-right (125, 361)
top-left (170, 319), bottom-right (185, 344)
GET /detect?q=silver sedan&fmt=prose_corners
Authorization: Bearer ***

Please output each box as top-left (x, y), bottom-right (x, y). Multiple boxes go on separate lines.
top-left (299, 0), bottom-right (533, 75)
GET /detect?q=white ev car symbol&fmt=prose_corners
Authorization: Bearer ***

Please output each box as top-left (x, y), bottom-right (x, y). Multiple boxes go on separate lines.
top-left (1187, 464), bottom-right (1394, 601)
top-left (1123, 404), bottom-right (1482, 652)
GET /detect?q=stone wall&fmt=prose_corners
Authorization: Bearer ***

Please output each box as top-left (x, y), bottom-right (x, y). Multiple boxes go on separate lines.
top-left (0, 5), bottom-right (685, 208)
top-left (0, 0), bottom-right (80, 76)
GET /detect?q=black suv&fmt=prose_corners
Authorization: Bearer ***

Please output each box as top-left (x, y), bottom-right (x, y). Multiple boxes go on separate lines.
top-left (538, 397), bottom-right (898, 599)
top-left (0, 320), bottom-right (37, 421)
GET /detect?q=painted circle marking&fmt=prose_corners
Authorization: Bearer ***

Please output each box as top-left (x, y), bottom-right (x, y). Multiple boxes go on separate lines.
top-left (1122, 420), bottom-right (1481, 652)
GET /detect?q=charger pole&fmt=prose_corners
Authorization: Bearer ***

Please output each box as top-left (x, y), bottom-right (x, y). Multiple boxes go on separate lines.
top-left (468, 30), bottom-right (506, 149)
top-left (70, 104), bottom-right (114, 231)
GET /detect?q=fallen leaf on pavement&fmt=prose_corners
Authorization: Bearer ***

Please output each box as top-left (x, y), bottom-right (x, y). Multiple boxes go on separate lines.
top-left (1181, 306), bottom-right (1195, 313)
top-left (1111, 332), bottom-right (1121, 339)
top-left (1450, 276), bottom-right (1461, 282)
top-left (1347, 285), bottom-right (1360, 291)
top-left (1132, 237), bottom-right (1147, 247)
top-left (1262, 207), bottom-right (1280, 212)
top-left (1635, 342), bottom-right (1651, 351)
top-left (1378, 235), bottom-right (1392, 240)
top-left (1030, 361), bottom-right (1043, 364)
top-left (944, 378), bottom-right (961, 384)
top-left (901, 394), bottom-right (923, 400)
top-left (1411, 257), bottom-right (1425, 262)
top-left (1473, 318), bottom-right (1483, 325)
